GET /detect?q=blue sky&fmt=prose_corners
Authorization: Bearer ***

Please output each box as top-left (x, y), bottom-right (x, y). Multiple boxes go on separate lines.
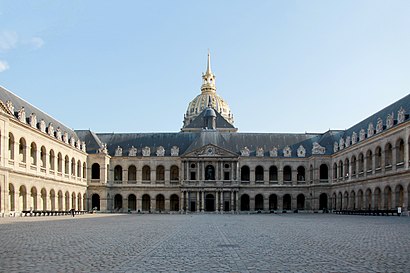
top-left (0, 1), bottom-right (409, 133)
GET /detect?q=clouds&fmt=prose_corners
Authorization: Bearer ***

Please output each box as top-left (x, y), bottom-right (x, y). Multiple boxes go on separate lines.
top-left (0, 60), bottom-right (9, 72)
top-left (0, 30), bottom-right (45, 72)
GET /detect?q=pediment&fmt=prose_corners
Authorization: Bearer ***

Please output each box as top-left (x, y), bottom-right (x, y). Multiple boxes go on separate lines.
top-left (182, 144), bottom-right (238, 158)
top-left (0, 100), bottom-right (13, 116)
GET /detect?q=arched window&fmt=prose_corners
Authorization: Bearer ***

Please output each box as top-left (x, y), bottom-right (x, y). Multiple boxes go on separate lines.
top-left (30, 142), bottom-right (37, 165)
top-left (338, 160), bottom-right (343, 178)
top-left (170, 165), bottom-right (179, 181)
top-left (385, 143), bottom-right (392, 167)
top-left (240, 166), bottom-right (250, 181)
top-left (297, 166), bottom-right (305, 181)
top-left (19, 138), bottom-right (27, 163)
top-left (114, 165), bottom-right (122, 181)
top-left (351, 155), bottom-right (357, 176)
top-left (156, 165), bottom-right (165, 181)
top-left (77, 160), bottom-right (81, 177)
top-left (205, 165), bottom-right (215, 180)
top-left (344, 158), bottom-right (349, 178)
top-left (319, 164), bottom-right (328, 180)
top-left (156, 194), bottom-right (165, 211)
top-left (283, 166), bottom-right (292, 182)
top-left (366, 150), bottom-right (373, 172)
top-left (91, 163), bottom-right (100, 179)
top-left (49, 149), bottom-right (55, 170)
top-left (82, 162), bottom-right (86, 178)
top-left (142, 165), bottom-right (151, 181)
top-left (64, 156), bottom-right (70, 174)
top-left (8, 133), bottom-right (14, 160)
top-left (283, 194), bottom-right (292, 210)
top-left (297, 194), bottom-right (305, 210)
top-left (255, 166), bottom-right (264, 182)
top-left (255, 194), bottom-right (264, 210)
top-left (142, 194), bottom-right (151, 211)
top-left (40, 146), bottom-right (46, 168)
top-left (375, 146), bottom-right (382, 169)
top-left (128, 165), bottom-right (137, 181)
top-left (57, 153), bottom-right (63, 172)
top-left (269, 166), bottom-right (278, 181)
top-left (333, 163), bottom-right (337, 179)
top-left (396, 139), bottom-right (404, 165)
top-left (358, 153), bottom-right (364, 173)
top-left (71, 158), bottom-right (76, 176)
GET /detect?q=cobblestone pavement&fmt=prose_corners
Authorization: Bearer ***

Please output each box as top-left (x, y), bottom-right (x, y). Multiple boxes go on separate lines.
top-left (0, 213), bottom-right (409, 272)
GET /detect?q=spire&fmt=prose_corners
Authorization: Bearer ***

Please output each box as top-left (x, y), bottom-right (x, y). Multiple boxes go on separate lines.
top-left (201, 50), bottom-right (216, 93)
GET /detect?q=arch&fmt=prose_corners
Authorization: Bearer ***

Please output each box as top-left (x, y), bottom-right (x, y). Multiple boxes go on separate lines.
top-left (344, 158), bottom-right (349, 178)
top-left (375, 146), bottom-right (382, 169)
top-left (297, 194), bottom-right (305, 210)
top-left (357, 189), bottom-right (364, 210)
top-left (41, 188), bottom-right (47, 211)
top-left (9, 183), bottom-right (15, 211)
top-left (255, 166), bottom-right (264, 182)
top-left (57, 190), bottom-right (63, 211)
top-left (19, 185), bottom-right (27, 211)
top-left (255, 194), bottom-right (264, 210)
top-left (142, 166), bottom-right (151, 181)
top-left (50, 189), bottom-right (56, 211)
top-left (319, 164), bottom-right (328, 180)
top-left (49, 149), bottom-right (55, 171)
top-left (64, 155), bottom-right (70, 174)
top-left (71, 192), bottom-right (76, 210)
top-left (385, 143), bottom-right (393, 167)
top-left (142, 194), bottom-right (151, 211)
top-left (319, 193), bottom-right (328, 210)
top-left (170, 194), bottom-right (179, 211)
top-left (77, 193), bottom-right (82, 210)
top-left (240, 166), bottom-right (250, 181)
top-left (170, 165), bottom-right (179, 181)
top-left (114, 165), bottom-right (123, 181)
top-left (77, 160), bottom-right (81, 178)
top-left (128, 194), bottom-right (136, 211)
top-left (83, 193), bottom-right (87, 211)
top-left (374, 187), bottom-right (382, 210)
top-left (240, 194), bottom-right (250, 211)
top-left (269, 194), bottom-right (278, 210)
top-left (332, 192), bottom-right (337, 210)
top-left (19, 137), bottom-right (27, 163)
top-left (30, 142), bottom-right (37, 165)
top-left (338, 160), bottom-right (343, 178)
top-left (205, 193), bottom-right (215, 211)
top-left (358, 153), bottom-right (364, 173)
top-left (283, 194), bottom-right (292, 210)
top-left (269, 166), bottom-right (278, 181)
top-left (351, 155), bottom-right (357, 176)
top-left (91, 163), bottom-right (100, 179)
top-left (65, 191), bottom-right (70, 211)
top-left (156, 165), bottom-right (165, 181)
top-left (396, 138), bottom-right (405, 165)
top-left (82, 162), bottom-right (87, 178)
top-left (309, 165), bottom-right (313, 181)
top-left (8, 132), bottom-right (15, 160)
top-left (365, 188), bottom-right (372, 210)
top-left (128, 165), bottom-right (137, 181)
top-left (366, 150), bottom-right (373, 172)
top-left (31, 187), bottom-right (38, 210)
top-left (338, 192), bottom-right (343, 210)
top-left (297, 166), bottom-right (305, 182)
top-left (343, 191), bottom-right (349, 210)
top-left (40, 146), bottom-right (46, 168)
top-left (71, 158), bottom-right (76, 176)
top-left (395, 185), bottom-right (404, 208)
top-left (283, 166), bottom-right (292, 182)
top-left (91, 194), bottom-right (100, 211)
top-left (57, 153), bottom-right (63, 172)
top-left (114, 194), bottom-right (122, 210)
top-left (205, 165), bottom-right (215, 180)
top-left (156, 194), bottom-right (165, 211)
top-left (333, 163), bottom-right (338, 179)
top-left (349, 190), bottom-right (356, 210)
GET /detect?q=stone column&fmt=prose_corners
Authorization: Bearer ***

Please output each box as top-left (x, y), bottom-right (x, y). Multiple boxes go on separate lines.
top-left (185, 191), bottom-right (189, 212)
top-left (123, 197), bottom-right (128, 212)
top-left (250, 196), bottom-right (255, 211)
top-left (165, 197), bottom-right (170, 212)
top-left (201, 191), bottom-right (205, 212)
top-left (215, 191), bottom-right (219, 212)
top-left (263, 195), bottom-right (269, 211)
top-left (151, 198), bottom-right (156, 213)
top-left (196, 191), bottom-right (200, 212)
top-left (231, 191), bottom-right (234, 213)
top-left (392, 147), bottom-right (397, 171)
top-left (250, 168), bottom-right (255, 185)
top-left (404, 137), bottom-right (409, 170)
top-left (277, 195), bottom-right (283, 211)
top-left (220, 191), bottom-right (224, 213)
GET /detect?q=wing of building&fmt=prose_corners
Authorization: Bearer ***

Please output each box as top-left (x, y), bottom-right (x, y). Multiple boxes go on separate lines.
top-left (1, 53), bottom-right (409, 215)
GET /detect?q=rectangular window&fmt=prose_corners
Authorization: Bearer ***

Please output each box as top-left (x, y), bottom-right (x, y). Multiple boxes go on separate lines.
top-left (190, 172), bottom-right (196, 180)
top-left (224, 172), bottom-right (230, 180)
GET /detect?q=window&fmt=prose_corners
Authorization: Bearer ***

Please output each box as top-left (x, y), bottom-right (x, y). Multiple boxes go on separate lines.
top-left (128, 165), bottom-right (137, 181)
top-left (156, 165), bottom-right (165, 181)
top-left (269, 166), bottom-right (278, 181)
top-left (142, 165), bottom-right (151, 181)
top-left (255, 166), bottom-right (264, 182)
top-left (114, 165), bottom-right (122, 181)
top-left (241, 166), bottom-right (250, 181)
top-left (91, 163), bottom-right (100, 179)
top-left (30, 142), bottom-right (37, 165)
top-left (283, 166), bottom-right (292, 181)
top-left (170, 165), bottom-right (179, 180)
top-left (297, 166), bottom-right (305, 181)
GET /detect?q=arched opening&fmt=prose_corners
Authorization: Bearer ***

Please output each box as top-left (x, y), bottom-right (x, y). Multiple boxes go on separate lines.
top-left (255, 166), bottom-right (264, 182)
top-left (31, 187), bottom-right (38, 210)
top-left (297, 194), bottom-right (305, 210)
top-left (19, 138), bottom-right (27, 163)
top-left (358, 153), bottom-right (364, 174)
top-left (333, 163), bottom-right (338, 179)
top-left (240, 166), bottom-right (250, 181)
top-left (128, 194), bottom-right (136, 211)
top-left (395, 185), bottom-right (404, 208)
top-left (205, 194), bottom-right (215, 211)
top-left (384, 186), bottom-right (392, 210)
top-left (156, 165), bottom-right (165, 181)
top-left (57, 190), bottom-right (63, 211)
top-left (297, 166), bottom-right (305, 182)
top-left (319, 193), bottom-right (328, 210)
top-left (57, 153), bottom-right (63, 173)
top-left (375, 146), bottom-right (382, 170)
top-left (350, 191), bottom-right (356, 210)
top-left (8, 133), bottom-right (14, 160)
top-left (41, 188), bottom-right (47, 211)
top-left (92, 194), bottom-right (100, 211)
top-left (50, 189), bottom-right (56, 211)
top-left (351, 156), bottom-right (357, 176)
top-left (128, 165), bottom-right (137, 181)
top-left (9, 184), bottom-right (15, 211)
top-left (83, 193), bottom-right (87, 211)
top-left (71, 158), bottom-right (76, 176)
top-left (338, 160), bottom-right (343, 178)
top-left (269, 166), bottom-right (278, 181)
top-left (40, 146), bottom-right (46, 168)
top-left (77, 193), bottom-right (82, 210)
top-left (114, 165), bottom-right (122, 181)
top-left (283, 194), bottom-right (292, 210)
top-left (319, 164), bottom-right (328, 181)
top-left (30, 142), bottom-right (37, 165)
top-left (156, 194), bottom-right (165, 211)
top-left (205, 165), bottom-right (215, 180)
top-left (114, 194), bottom-right (122, 210)
top-left (170, 194), bottom-right (179, 211)
top-left (338, 192), bottom-right (343, 210)
top-left (240, 194), bottom-right (250, 211)
top-left (344, 159), bottom-right (349, 178)
top-left (71, 192), bottom-right (76, 210)
top-left (142, 166), bottom-right (151, 181)
top-left (255, 194), bottom-right (264, 210)
top-left (366, 150), bottom-right (373, 173)
top-left (170, 165), bottom-right (179, 181)
top-left (91, 163), bottom-right (100, 179)
top-left (82, 163), bottom-right (87, 178)
top-left (269, 194), bottom-right (278, 210)
top-left (343, 191), bottom-right (349, 210)
top-left (332, 193), bottom-right (337, 210)
top-left (49, 149), bottom-right (55, 171)
top-left (357, 190), bottom-right (363, 210)
top-left (142, 194), bottom-right (151, 211)
top-left (77, 160), bottom-right (81, 178)
top-left (374, 187), bottom-right (382, 210)
top-left (283, 166), bottom-right (292, 182)
top-left (19, 185), bottom-right (27, 211)
top-left (64, 156), bottom-right (70, 175)
top-left (365, 189), bottom-right (372, 210)
top-left (396, 139), bottom-right (405, 166)
top-left (65, 191), bottom-right (70, 210)
top-left (385, 143), bottom-right (393, 167)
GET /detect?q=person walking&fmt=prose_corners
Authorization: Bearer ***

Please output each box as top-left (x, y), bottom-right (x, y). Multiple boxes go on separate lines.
top-left (71, 208), bottom-right (75, 217)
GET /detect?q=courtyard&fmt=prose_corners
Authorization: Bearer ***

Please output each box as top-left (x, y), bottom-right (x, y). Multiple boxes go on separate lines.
top-left (0, 214), bottom-right (409, 272)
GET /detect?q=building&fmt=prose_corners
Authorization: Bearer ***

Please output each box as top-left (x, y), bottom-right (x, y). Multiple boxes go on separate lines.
top-left (1, 54), bottom-right (409, 215)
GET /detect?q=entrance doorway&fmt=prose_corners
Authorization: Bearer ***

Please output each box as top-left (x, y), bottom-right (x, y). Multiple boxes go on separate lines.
top-left (224, 201), bottom-right (230, 211)
top-left (205, 194), bottom-right (215, 211)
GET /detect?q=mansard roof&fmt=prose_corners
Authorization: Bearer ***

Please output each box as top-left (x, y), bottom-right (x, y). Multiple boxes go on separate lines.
top-left (0, 86), bottom-right (77, 138)
top-left (182, 107), bottom-right (236, 132)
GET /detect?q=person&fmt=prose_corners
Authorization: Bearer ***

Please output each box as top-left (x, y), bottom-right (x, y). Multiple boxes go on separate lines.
top-left (71, 208), bottom-right (75, 217)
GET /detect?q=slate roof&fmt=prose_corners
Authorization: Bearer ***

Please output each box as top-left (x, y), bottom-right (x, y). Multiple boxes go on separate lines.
top-left (0, 85), bottom-right (78, 139)
top-left (182, 107), bottom-right (236, 131)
